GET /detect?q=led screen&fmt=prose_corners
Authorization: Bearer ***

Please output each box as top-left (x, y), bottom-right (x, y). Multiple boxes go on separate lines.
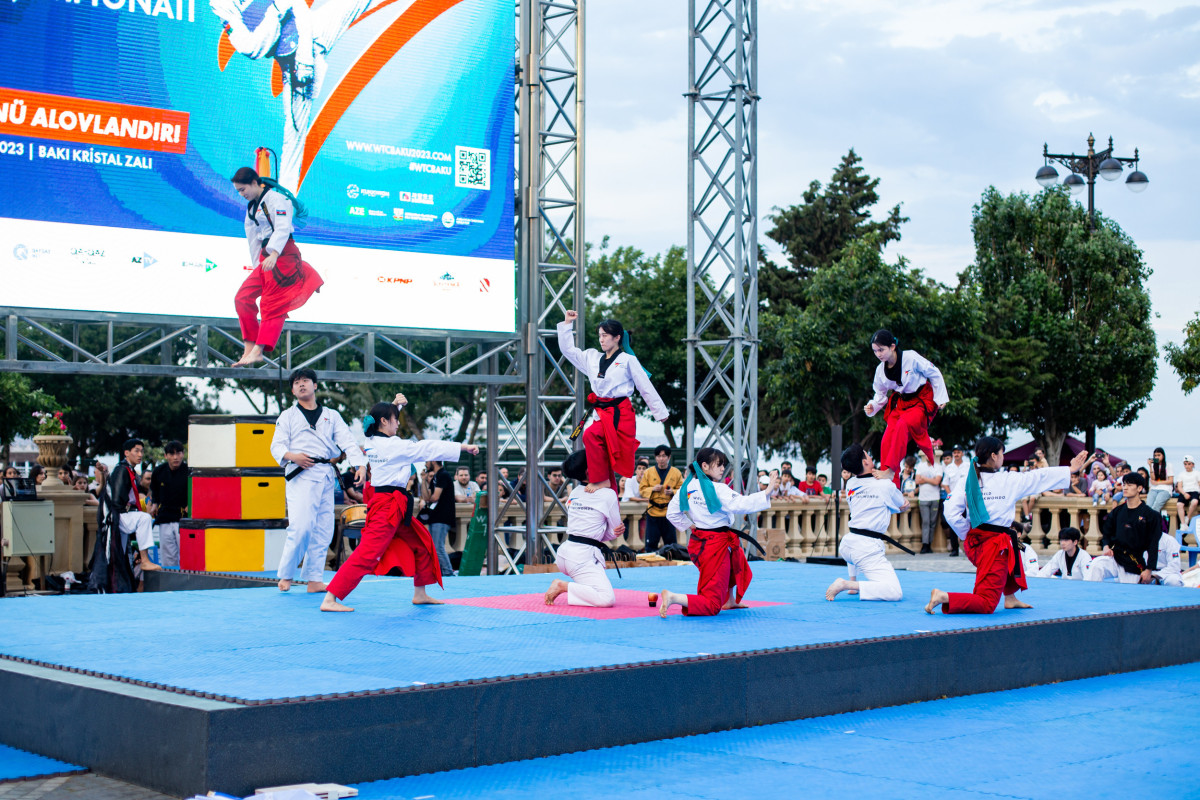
top-left (0, 0), bottom-right (515, 332)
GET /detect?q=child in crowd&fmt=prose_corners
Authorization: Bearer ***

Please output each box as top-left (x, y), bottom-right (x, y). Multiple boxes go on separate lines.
top-left (1089, 467), bottom-right (1112, 506)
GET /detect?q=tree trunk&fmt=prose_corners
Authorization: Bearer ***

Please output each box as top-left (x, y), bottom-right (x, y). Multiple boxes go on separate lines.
top-left (664, 426), bottom-right (677, 449)
top-left (1041, 420), bottom-right (1068, 467)
top-left (452, 391), bottom-right (476, 443)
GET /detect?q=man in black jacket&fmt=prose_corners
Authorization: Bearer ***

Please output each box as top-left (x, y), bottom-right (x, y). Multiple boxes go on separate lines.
top-left (1086, 472), bottom-right (1161, 584)
top-left (88, 439), bottom-right (155, 592)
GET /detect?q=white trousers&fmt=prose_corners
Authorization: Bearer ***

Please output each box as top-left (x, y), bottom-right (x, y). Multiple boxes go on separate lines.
top-left (155, 522), bottom-right (180, 568)
top-left (119, 511), bottom-right (155, 553)
top-left (1086, 556), bottom-right (1141, 584)
top-left (278, 468), bottom-right (335, 582)
top-left (838, 533), bottom-right (902, 601)
top-left (1155, 570), bottom-right (1183, 587)
top-left (554, 541), bottom-right (615, 607)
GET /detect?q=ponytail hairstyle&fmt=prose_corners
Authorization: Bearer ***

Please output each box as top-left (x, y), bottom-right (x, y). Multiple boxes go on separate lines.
top-left (598, 319), bottom-right (625, 346)
top-left (965, 436), bottom-right (1004, 528)
top-left (362, 401), bottom-right (400, 438)
top-left (870, 329), bottom-right (898, 348)
top-left (680, 447), bottom-right (727, 515)
top-left (1059, 526), bottom-right (1087, 552)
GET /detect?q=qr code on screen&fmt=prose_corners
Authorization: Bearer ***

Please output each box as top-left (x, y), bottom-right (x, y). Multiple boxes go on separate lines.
top-left (455, 146), bottom-right (491, 191)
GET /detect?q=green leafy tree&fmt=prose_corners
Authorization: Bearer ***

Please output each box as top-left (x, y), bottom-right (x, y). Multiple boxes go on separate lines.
top-left (760, 236), bottom-right (983, 470)
top-left (0, 374), bottom-right (61, 463)
top-left (1165, 312), bottom-right (1200, 394)
top-left (963, 187), bottom-right (1156, 464)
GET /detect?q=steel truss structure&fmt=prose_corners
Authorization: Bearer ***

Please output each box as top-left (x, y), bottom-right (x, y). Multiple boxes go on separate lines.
top-left (686, 0), bottom-right (759, 496)
top-left (486, 0), bottom-right (585, 575)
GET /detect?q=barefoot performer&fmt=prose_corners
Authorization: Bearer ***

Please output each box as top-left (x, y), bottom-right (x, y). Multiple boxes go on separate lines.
top-left (863, 330), bottom-right (948, 487)
top-left (826, 444), bottom-right (908, 602)
top-left (657, 449), bottom-right (779, 617)
top-left (230, 167), bottom-right (324, 366)
top-left (926, 436), bottom-right (1089, 614)
top-left (321, 395), bottom-right (479, 612)
top-left (557, 310), bottom-right (668, 492)
top-left (544, 450), bottom-right (626, 608)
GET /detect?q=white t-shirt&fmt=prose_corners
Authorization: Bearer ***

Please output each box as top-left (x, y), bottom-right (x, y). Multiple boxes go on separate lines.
top-left (942, 460), bottom-right (967, 494)
top-left (621, 476), bottom-right (643, 501)
top-left (1178, 468), bottom-right (1200, 494)
top-left (916, 461), bottom-right (944, 502)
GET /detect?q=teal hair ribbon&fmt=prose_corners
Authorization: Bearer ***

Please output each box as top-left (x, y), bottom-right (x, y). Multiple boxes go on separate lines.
top-left (621, 330), bottom-right (652, 378)
top-left (361, 414), bottom-right (375, 434)
top-left (965, 456), bottom-right (987, 528)
top-left (679, 461), bottom-right (722, 515)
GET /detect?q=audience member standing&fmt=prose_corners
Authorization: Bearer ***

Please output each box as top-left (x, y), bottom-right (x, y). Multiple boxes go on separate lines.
top-left (624, 458), bottom-right (649, 502)
top-left (915, 451), bottom-right (943, 554)
top-left (420, 460), bottom-right (457, 576)
top-left (149, 440), bottom-right (189, 569)
top-left (453, 466), bottom-right (480, 503)
top-left (639, 444), bottom-right (683, 551)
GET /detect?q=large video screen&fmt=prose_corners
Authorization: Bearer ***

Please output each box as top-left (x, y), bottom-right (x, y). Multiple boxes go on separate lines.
top-left (0, 0), bottom-right (515, 333)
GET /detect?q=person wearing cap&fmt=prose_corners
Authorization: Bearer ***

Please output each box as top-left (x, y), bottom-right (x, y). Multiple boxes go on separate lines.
top-left (639, 444), bottom-right (683, 552)
top-left (1086, 473), bottom-right (1162, 585)
top-left (1175, 455), bottom-right (1200, 529)
top-left (863, 330), bottom-right (949, 489)
top-left (1036, 527), bottom-right (1093, 580)
top-left (826, 444), bottom-right (906, 602)
top-left (544, 450), bottom-right (625, 608)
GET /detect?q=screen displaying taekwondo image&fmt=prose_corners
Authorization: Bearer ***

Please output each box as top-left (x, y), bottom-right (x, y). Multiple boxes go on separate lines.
top-left (0, 0), bottom-right (515, 334)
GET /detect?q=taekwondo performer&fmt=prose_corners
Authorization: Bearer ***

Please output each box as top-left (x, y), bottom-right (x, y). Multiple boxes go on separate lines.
top-left (272, 368), bottom-right (365, 592)
top-left (826, 443), bottom-right (906, 602)
top-left (1152, 530), bottom-right (1183, 587)
top-left (230, 167), bottom-right (324, 367)
top-left (321, 395), bottom-right (478, 611)
top-left (1086, 473), bottom-right (1163, 585)
top-left (544, 450), bottom-right (625, 608)
top-left (1035, 527), bottom-right (1092, 580)
top-left (657, 449), bottom-right (779, 617)
top-left (927, 436), bottom-right (1089, 614)
top-left (863, 330), bottom-right (949, 487)
top-left (558, 310), bottom-right (669, 492)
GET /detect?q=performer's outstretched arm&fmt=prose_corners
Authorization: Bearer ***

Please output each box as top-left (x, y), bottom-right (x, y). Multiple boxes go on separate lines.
top-left (556, 310), bottom-right (590, 373)
top-left (713, 484), bottom-right (772, 515)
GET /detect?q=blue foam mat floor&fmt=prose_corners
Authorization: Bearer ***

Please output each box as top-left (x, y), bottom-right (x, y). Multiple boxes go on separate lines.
top-left (0, 743), bottom-right (83, 783)
top-left (345, 661), bottom-right (1200, 800)
top-left (0, 563), bottom-right (1196, 701)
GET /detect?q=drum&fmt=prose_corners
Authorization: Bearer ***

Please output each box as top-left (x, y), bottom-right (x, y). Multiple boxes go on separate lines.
top-left (340, 504), bottom-right (368, 530)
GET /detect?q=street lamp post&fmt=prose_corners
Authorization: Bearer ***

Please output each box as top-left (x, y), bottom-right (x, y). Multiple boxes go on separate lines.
top-left (1035, 133), bottom-right (1148, 231)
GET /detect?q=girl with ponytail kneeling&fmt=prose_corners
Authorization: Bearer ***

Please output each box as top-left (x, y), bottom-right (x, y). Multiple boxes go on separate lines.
top-left (927, 437), bottom-right (1088, 614)
top-left (321, 394), bottom-right (478, 612)
top-left (657, 449), bottom-right (779, 617)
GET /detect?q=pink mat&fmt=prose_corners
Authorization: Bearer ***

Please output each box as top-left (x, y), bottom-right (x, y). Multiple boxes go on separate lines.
top-left (444, 588), bottom-right (786, 619)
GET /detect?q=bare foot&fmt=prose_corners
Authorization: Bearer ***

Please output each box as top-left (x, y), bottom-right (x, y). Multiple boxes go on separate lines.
top-left (413, 587), bottom-right (444, 605)
top-left (584, 479), bottom-right (612, 494)
top-left (140, 560), bottom-right (162, 572)
top-left (1004, 594), bottom-right (1032, 609)
top-left (826, 577), bottom-right (851, 601)
top-left (232, 345), bottom-right (265, 367)
top-left (721, 600), bottom-right (750, 609)
top-left (306, 581), bottom-right (327, 593)
top-left (544, 579), bottom-right (568, 605)
top-left (278, 579), bottom-right (292, 592)
top-left (320, 592), bottom-right (354, 612)
top-left (658, 589), bottom-right (684, 618)
top-left (925, 588), bottom-right (949, 614)
top-left (873, 468), bottom-right (895, 483)
top-left (231, 342), bottom-right (252, 366)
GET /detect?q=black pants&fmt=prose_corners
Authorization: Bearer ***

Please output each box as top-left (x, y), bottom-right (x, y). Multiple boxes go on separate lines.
top-left (644, 515), bottom-right (677, 551)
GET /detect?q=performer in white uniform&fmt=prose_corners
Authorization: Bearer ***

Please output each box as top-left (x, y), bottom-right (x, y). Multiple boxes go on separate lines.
top-left (544, 450), bottom-right (625, 608)
top-left (1152, 532), bottom-right (1183, 587)
top-left (826, 444), bottom-right (905, 602)
top-left (271, 368), bottom-right (365, 592)
top-left (1035, 527), bottom-right (1092, 580)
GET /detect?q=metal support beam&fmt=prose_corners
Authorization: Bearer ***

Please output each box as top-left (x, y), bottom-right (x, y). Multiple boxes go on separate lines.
top-left (687, 0), bottom-right (759, 504)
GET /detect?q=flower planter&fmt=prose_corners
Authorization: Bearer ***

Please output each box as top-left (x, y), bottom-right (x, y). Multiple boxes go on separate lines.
top-left (33, 434), bottom-right (72, 487)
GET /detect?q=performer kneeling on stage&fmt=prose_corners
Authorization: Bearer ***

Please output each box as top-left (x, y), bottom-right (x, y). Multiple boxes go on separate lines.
top-left (322, 395), bottom-right (479, 612)
top-left (544, 450), bottom-right (625, 607)
top-left (657, 449), bottom-right (779, 617)
top-left (558, 309), bottom-right (668, 492)
top-left (826, 443), bottom-right (907, 602)
top-left (230, 167), bottom-right (324, 367)
top-left (863, 330), bottom-right (948, 487)
top-left (928, 436), bottom-right (1088, 614)
top-left (1085, 473), bottom-right (1162, 585)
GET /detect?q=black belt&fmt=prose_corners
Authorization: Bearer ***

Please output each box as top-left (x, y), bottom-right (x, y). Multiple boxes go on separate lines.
top-left (848, 526), bottom-right (916, 556)
top-left (1110, 541), bottom-right (1148, 575)
top-left (696, 526), bottom-right (766, 557)
top-left (567, 534), bottom-right (623, 578)
top-left (569, 396), bottom-right (625, 441)
top-left (284, 456), bottom-right (335, 482)
top-left (373, 485), bottom-right (416, 525)
top-left (970, 522), bottom-right (1025, 581)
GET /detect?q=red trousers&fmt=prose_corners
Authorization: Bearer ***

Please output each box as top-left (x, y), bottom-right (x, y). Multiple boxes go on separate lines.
top-left (326, 490), bottom-right (440, 601)
top-left (944, 528), bottom-right (1027, 614)
top-left (234, 237), bottom-right (323, 351)
top-left (880, 382), bottom-right (937, 488)
top-left (582, 396), bottom-right (638, 484)
top-left (685, 528), bottom-right (753, 616)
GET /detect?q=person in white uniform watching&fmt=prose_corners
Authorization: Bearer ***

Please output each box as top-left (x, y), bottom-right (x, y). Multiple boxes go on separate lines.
top-left (1036, 527), bottom-right (1092, 579)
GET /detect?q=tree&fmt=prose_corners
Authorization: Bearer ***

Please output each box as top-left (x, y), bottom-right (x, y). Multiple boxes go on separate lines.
top-left (0, 374), bottom-right (61, 462)
top-left (760, 236), bottom-right (983, 470)
top-left (585, 238), bottom-right (689, 447)
top-left (1165, 312), bottom-right (1200, 394)
top-left (963, 187), bottom-right (1157, 464)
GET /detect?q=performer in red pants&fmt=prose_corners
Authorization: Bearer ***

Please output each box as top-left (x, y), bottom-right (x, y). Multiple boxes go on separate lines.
top-left (926, 436), bottom-right (1089, 614)
top-left (863, 330), bottom-right (949, 488)
top-left (321, 394), bottom-right (479, 612)
top-left (557, 310), bottom-right (668, 492)
top-left (657, 448), bottom-right (778, 617)
top-left (230, 166), bottom-right (324, 367)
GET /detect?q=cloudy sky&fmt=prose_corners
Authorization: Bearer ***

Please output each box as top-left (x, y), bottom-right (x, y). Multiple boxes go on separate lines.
top-left (586, 0), bottom-right (1200, 459)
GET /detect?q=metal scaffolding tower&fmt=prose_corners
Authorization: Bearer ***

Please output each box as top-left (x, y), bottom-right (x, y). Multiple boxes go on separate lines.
top-left (485, 0), bottom-right (585, 574)
top-left (686, 0), bottom-right (759, 495)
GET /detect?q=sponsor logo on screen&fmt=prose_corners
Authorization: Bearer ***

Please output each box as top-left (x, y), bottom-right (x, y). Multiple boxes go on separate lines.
top-left (346, 184), bottom-right (360, 198)
top-left (433, 271), bottom-right (460, 291)
top-left (397, 191), bottom-right (433, 205)
top-left (404, 212), bottom-right (437, 223)
top-left (71, 246), bottom-right (105, 264)
top-left (359, 188), bottom-right (389, 198)
top-left (441, 212), bottom-right (454, 228)
top-left (131, 252), bottom-right (157, 268)
top-left (479, 278), bottom-right (490, 293)
top-left (392, 208), bottom-right (404, 220)
top-left (368, 209), bottom-right (386, 217)
top-left (348, 206), bottom-right (365, 216)
top-left (377, 276), bottom-right (413, 284)
top-left (13, 244), bottom-right (28, 261)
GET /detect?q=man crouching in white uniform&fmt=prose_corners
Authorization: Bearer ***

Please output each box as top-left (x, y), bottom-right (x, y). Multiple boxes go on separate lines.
top-left (544, 450), bottom-right (625, 607)
top-left (826, 443), bottom-right (905, 602)
top-left (271, 368), bottom-right (365, 593)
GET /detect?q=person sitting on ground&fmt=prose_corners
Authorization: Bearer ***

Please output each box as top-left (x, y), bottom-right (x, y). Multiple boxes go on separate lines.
top-left (1036, 527), bottom-right (1092, 580)
top-left (1152, 529), bottom-right (1183, 587)
top-left (1086, 473), bottom-right (1161, 585)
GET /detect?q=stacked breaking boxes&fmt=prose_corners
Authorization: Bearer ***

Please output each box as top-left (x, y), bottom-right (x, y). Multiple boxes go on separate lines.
top-left (180, 415), bottom-right (289, 573)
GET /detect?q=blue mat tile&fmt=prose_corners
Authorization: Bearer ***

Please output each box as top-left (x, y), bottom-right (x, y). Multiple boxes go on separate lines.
top-left (0, 743), bottom-right (83, 782)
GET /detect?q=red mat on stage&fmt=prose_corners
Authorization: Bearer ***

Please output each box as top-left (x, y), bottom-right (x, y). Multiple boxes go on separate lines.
top-left (444, 588), bottom-right (787, 619)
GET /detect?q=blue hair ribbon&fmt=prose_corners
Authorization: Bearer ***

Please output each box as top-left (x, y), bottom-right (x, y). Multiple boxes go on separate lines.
top-left (679, 461), bottom-right (722, 515)
top-left (621, 330), bottom-right (652, 378)
top-left (361, 414), bottom-right (375, 434)
top-left (965, 456), bottom-right (987, 528)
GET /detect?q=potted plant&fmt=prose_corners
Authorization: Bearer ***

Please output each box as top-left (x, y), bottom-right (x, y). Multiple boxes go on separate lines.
top-left (32, 410), bottom-right (72, 486)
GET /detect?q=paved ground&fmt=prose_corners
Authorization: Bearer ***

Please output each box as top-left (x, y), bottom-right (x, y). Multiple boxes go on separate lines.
top-left (886, 552), bottom-right (974, 572)
top-left (0, 775), bottom-right (174, 800)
